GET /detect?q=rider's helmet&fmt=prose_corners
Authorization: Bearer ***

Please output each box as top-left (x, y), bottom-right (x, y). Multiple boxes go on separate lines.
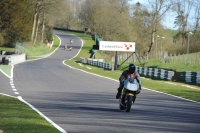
top-left (128, 63), bottom-right (136, 74)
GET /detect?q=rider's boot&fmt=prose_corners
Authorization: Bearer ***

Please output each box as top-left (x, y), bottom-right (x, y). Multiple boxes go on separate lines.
top-left (116, 91), bottom-right (121, 99)
top-left (116, 86), bottom-right (123, 99)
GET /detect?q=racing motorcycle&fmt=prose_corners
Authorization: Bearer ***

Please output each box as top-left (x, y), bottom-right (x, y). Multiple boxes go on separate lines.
top-left (119, 77), bottom-right (139, 112)
top-left (70, 39), bottom-right (73, 44)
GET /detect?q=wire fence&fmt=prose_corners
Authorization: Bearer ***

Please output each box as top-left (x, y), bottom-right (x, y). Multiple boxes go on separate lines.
top-left (15, 43), bottom-right (27, 54)
top-left (112, 51), bottom-right (200, 66)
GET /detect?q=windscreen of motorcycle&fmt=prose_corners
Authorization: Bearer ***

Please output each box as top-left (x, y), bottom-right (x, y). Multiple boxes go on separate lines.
top-left (123, 77), bottom-right (139, 91)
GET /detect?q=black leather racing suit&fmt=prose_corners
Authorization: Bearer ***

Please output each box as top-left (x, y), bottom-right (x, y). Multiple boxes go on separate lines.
top-left (117, 70), bottom-right (142, 94)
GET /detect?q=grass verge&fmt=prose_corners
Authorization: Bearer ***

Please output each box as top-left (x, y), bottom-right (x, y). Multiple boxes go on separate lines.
top-left (0, 95), bottom-right (60, 133)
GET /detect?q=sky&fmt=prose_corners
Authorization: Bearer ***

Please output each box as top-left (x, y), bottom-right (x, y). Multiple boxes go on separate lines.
top-left (130, 0), bottom-right (195, 30)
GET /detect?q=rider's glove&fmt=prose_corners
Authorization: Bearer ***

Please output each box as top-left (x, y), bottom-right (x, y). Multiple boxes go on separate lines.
top-left (136, 90), bottom-right (140, 94)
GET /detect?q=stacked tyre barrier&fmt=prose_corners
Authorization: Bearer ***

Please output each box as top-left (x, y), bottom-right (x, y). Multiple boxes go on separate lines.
top-left (136, 67), bottom-right (175, 81)
top-left (80, 57), bottom-right (112, 70)
top-left (175, 72), bottom-right (200, 84)
top-left (79, 58), bottom-right (199, 84)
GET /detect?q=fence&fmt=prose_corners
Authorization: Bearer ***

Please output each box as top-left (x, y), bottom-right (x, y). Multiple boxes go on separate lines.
top-left (15, 43), bottom-right (27, 54)
top-left (112, 52), bottom-right (200, 65)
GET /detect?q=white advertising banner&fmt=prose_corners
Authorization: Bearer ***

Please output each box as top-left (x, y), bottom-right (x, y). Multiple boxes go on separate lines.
top-left (99, 41), bottom-right (135, 52)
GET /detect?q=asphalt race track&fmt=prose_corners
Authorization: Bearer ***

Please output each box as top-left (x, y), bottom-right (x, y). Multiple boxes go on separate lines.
top-left (1, 31), bottom-right (200, 133)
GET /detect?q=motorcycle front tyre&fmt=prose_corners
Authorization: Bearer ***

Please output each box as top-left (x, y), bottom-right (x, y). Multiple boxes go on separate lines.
top-left (126, 95), bottom-right (134, 112)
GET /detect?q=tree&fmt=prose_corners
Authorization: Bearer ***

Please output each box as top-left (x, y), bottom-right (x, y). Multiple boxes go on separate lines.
top-left (78, 0), bottom-right (130, 41)
top-left (130, 2), bottom-right (152, 55)
top-left (0, 0), bottom-right (33, 47)
top-left (31, 0), bottom-right (65, 45)
top-left (146, 0), bottom-right (174, 56)
top-left (173, 0), bottom-right (195, 53)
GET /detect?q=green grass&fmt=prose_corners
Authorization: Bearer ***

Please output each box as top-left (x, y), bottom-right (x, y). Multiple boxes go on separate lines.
top-left (59, 30), bottom-right (200, 102)
top-left (0, 30), bottom-right (199, 133)
top-left (66, 59), bottom-right (200, 102)
top-left (26, 35), bottom-right (60, 59)
top-left (0, 47), bottom-right (15, 53)
top-left (133, 57), bottom-right (200, 72)
top-left (0, 35), bottom-right (60, 77)
top-left (169, 29), bottom-right (179, 38)
top-left (0, 36), bottom-right (62, 133)
top-left (0, 95), bottom-right (60, 133)
top-left (0, 65), bottom-right (12, 77)
top-left (54, 30), bottom-right (103, 59)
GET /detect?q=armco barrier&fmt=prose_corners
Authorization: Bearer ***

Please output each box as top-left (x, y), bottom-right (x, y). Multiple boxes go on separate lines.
top-left (0, 53), bottom-right (26, 65)
top-left (80, 57), bottom-right (112, 70)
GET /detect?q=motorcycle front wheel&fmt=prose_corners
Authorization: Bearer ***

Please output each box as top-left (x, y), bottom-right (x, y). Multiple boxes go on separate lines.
top-left (126, 95), bottom-right (134, 112)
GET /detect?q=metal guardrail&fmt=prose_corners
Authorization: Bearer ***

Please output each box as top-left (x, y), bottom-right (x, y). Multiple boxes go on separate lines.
top-left (80, 57), bottom-right (112, 70)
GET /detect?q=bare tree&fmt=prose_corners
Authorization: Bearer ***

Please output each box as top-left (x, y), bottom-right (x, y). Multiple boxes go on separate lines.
top-left (130, 2), bottom-right (152, 55)
top-left (31, 0), bottom-right (64, 45)
top-left (31, 0), bottom-right (40, 44)
top-left (172, 0), bottom-right (195, 54)
top-left (146, 0), bottom-right (174, 56)
top-left (193, 0), bottom-right (200, 34)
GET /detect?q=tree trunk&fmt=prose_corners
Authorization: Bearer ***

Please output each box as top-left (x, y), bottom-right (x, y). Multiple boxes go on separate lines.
top-left (31, 0), bottom-right (40, 45)
top-left (41, 8), bottom-right (45, 42)
top-left (33, 16), bottom-right (40, 45)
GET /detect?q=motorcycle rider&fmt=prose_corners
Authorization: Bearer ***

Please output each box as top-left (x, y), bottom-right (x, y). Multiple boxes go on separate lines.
top-left (64, 44), bottom-right (67, 50)
top-left (116, 63), bottom-right (142, 99)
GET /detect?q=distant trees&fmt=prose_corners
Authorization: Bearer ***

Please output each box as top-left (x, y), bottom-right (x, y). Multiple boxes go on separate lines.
top-left (0, 0), bottom-right (64, 47)
top-left (173, 0), bottom-right (200, 53)
top-left (0, 0), bottom-right (32, 47)
top-left (31, 0), bottom-right (64, 45)
top-left (78, 0), bottom-right (130, 41)
top-left (0, 0), bottom-right (199, 56)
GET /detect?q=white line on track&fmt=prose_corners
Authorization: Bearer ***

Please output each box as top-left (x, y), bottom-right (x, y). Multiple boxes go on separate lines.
top-left (78, 63), bottom-right (83, 66)
top-left (18, 96), bottom-right (67, 133)
top-left (165, 82), bottom-right (177, 85)
top-left (0, 35), bottom-right (68, 133)
top-left (64, 63), bottom-right (200, 104)
top-left (87, 67), bottom-right (91, 69)
top-left (11, 86), bottom-right (15, 88)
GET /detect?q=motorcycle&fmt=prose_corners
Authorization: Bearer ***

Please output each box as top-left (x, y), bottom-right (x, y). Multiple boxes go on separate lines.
top-left (70, 39), bottom-right (73, 44)
top-left (69, 46), bottom-right (72, 51)
top-left (64, 45), bottom-right (67, 50)
top-left (119, 78), bottom-right (139, 112)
